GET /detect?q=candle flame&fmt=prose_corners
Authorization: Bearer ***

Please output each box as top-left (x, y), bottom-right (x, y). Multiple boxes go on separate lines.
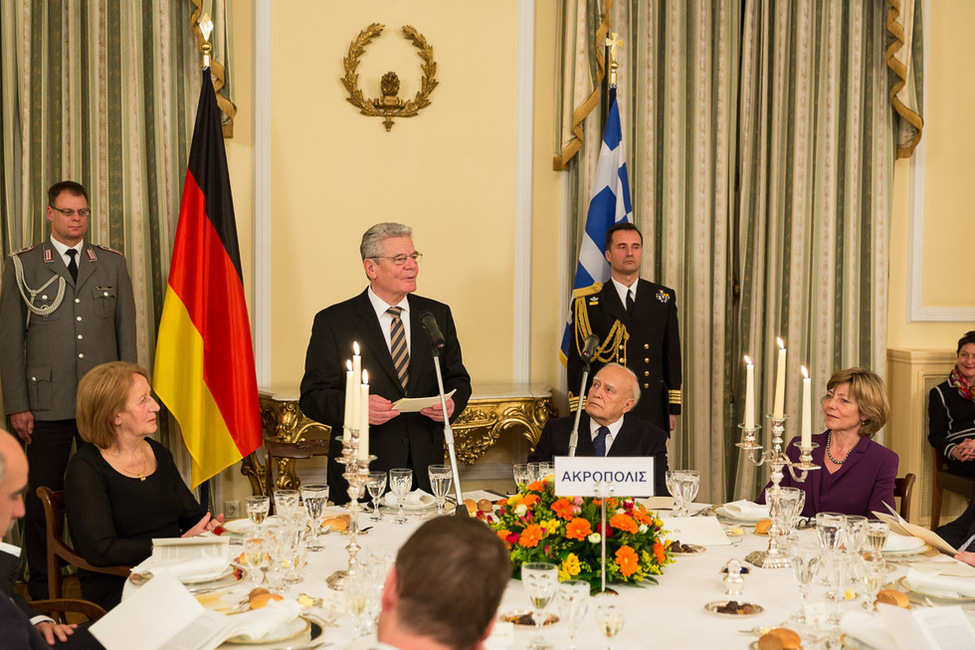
top-left (362, 369), bottom-right (369, 384)
top-left (347, 360), bottom-right (353, 371)
top-left (353, 341), bottom-right (360, 355)
top-left (744, 355), bottom-right (752, 365)
top-left (801, 365), bottom-right (809, 378)
top-left (776, 337), bottom-right (785, 350)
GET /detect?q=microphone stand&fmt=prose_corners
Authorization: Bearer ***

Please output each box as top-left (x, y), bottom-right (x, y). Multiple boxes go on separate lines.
top-left (567, 361), bottom-right (592, 457)
top-left (430, 354), bottom-right (468, 517)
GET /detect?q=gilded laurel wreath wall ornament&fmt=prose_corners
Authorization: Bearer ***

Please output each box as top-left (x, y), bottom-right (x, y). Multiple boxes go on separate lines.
top-left (342, 23), bottom-right (439, 131)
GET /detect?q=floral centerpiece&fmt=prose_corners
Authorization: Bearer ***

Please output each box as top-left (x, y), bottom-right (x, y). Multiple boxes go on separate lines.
top-left (480, 477), bottom-right (674, 590)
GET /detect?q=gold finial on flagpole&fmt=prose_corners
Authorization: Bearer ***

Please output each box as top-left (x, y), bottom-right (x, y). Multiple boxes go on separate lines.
top-left (605, 32), bottom-right (623, 86)
top-left (199, 12), bottom-right (214, 69)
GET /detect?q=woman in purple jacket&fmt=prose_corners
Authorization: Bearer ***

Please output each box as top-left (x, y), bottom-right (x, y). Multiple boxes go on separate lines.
top-left (760, 367), bottom-right (897, 519)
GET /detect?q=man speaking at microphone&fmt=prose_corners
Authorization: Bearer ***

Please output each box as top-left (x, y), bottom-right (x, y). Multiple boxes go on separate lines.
top-left (529, 363), bottom-right (669, 496)
top-left (300, 223), bottom-right (471, 503)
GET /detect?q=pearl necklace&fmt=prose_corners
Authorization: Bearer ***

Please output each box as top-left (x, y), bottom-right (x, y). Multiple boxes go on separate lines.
top-left (825, 430), bottom-right (854, 465)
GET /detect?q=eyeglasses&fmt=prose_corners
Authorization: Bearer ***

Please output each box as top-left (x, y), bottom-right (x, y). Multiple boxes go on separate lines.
top-left (371, 252), bottom-right (423, 266)
top-left (49, 205), bottom-right (91, 218)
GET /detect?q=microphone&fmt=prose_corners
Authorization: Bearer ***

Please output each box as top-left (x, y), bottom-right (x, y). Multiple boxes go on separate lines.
top-left (581, 334), bottom-right (600, 362)
top-left (419, 311), bottom-right (446, 351)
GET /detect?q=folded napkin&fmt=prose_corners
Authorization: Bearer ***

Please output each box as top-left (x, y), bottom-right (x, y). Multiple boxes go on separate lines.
top-left (720, 500), bottom-right (770, 519)
top-left (884, 532), bottom-right (925, 553)
top-left (131, 555), bottom-right (229, 582)
top-left (840, 610), bottom-right (897, 650)
top-left (227, 600), bottom-right (303, 642)
top-left (385, 489), bottom-right (434, 507)
top-left (907, 567), bottom-right (975, 597)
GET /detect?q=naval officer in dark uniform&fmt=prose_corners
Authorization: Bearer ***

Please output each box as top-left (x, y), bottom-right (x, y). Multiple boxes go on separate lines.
top-left (0, 180), bottom-right (137, 598)
top-left (566, 222), bottom-right (681, 434)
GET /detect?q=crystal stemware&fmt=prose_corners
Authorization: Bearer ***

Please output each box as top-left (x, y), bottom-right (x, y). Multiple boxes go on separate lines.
top-left (557, 580), bottom-right (591, 649)
top-left (788, 538), bottom-right (820, 623)
top-left (856, 552), bottom-right (889, 610)
top-left (300, 484), bottom-right (328, 551)
top-left (428, 464), bottom-right (452, 516)
top-left (246, 495), bottom-right (270, 532)
top-left (527, 462), bottom-right (544, 484)
top-left (273, 489), bottom-right (300, 522)
top-left (593, 592), bottom-right (625, 650)
top-left (513, 463), bottom-right (531, 490)
top-left (366, 471), bottom-right (387, 521)
top-left (243, 536), bottom-right (265, 585)
top-left (774, 487), bottom-right (804, 537)
top-left (388, 468), bottom-right (413, 525)
top-left (667, 470), bottom-right (700, 516)
top-left (522, 562), bottom-right (558, 650)
top-left (844, 515), bottom-right (868, 554)
top-left (865, 521), bottom-right (889, 555)
top-left (816, 512), bottom-right (847, 552)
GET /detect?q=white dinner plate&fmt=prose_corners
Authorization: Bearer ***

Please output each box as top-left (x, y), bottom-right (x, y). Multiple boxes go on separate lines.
top-left (224, 616), bottom-right (311, 645)
top-left (897, 576), bottom-right (975, 602)
top-left (384, 493), bottom-right (436, 511)
top-left (881, 533), bottom-right (925, 553)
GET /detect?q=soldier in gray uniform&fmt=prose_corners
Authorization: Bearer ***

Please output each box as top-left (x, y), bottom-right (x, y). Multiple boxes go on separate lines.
top-left (0, 180), bottom-right (137, 598)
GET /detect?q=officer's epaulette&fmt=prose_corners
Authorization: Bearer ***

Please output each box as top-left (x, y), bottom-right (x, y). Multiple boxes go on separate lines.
top-left (11, 245), bottom-right (35, 256)
top-left (94, 244), bottom-right (123, 256)
top-left (572, 282), bottom-right (602, 300)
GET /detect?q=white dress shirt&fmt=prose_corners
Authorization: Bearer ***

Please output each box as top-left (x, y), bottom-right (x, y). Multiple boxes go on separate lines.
top-left (49, 237), bottom-right (84, 271)
top-left (590, 416), bottom-right (625, 454)
top-left (611, 276), bottom-right (637, 308)
top-left (367, 287), bottom-right (411, 355)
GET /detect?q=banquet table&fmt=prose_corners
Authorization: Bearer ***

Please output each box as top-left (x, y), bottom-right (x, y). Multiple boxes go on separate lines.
top-left (127, 504), bottom-right (975, 649)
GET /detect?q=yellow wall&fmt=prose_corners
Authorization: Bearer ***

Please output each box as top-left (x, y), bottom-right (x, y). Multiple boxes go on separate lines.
top-left (887, 0), bottom-right (975, 351)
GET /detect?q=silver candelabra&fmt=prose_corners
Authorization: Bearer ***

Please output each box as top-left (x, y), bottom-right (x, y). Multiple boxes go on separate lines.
top-left (326, 426), bottom-right (375, 590)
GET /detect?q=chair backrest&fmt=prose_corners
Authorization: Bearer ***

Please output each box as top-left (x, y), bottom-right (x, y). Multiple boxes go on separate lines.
top-left (263, 438), bottom-right (330, 508)
top-left (30, 597), bottom-right (107, 625)
top-left (894, 473), bottom-right (917, 521)
top-left (36, 486), bottom-right (131, 600)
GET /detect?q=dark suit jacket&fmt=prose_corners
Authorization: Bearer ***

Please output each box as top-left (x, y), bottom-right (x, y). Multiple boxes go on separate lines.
top-left (936, 497), bottom-right (975, 549)
top-left (567, 279), bottom-right (681, 432)
top-left (300, 290), bottom-right (471, 502)
top-left (758, 432), bottom-right (898, 519)
top-left (0, 593), bottom-right (49, 649)
top-left (0, 546), bottom-right (40, 620)
top-left (527, 413), bottom-right (669, 496)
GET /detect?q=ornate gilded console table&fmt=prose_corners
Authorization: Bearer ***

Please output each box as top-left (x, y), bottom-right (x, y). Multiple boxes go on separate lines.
top-left (242, 384), bottom-right (556, 495)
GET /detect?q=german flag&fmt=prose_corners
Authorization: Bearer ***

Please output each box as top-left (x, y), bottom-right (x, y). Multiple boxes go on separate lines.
top-left (154, 70), bottom-right (261, 486)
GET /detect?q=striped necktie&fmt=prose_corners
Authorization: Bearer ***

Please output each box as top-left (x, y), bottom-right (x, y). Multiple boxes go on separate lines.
top-left (388, 306), bottom-right (409, 390)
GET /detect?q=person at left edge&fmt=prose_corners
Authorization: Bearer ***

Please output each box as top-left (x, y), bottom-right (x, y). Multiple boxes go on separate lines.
top-left (0, 181), bottom-right (137, 599)
top-left (300, 223), bottom-right (471, 503)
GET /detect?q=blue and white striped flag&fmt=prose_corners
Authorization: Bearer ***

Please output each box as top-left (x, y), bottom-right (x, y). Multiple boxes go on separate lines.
top-left (559, 86), bottom-right (633, 365)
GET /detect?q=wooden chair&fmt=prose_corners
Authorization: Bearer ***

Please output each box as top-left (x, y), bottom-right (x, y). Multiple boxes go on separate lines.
top-left (893, 473), bottom-right (916, 522)
top-left (930, 447), bottom-right (975, 529)
top-left (36, 486), bottom-right (130, 600)
top-left (263, 437), bottom-right (330, 511)
top-left (31, 598), bottom-right (107, 625)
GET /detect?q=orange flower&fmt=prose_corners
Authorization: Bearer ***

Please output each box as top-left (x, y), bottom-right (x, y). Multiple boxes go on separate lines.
top-left (519, 524), bottom-right (544, 548)
top-left (551, 498), bottom-right (574, 520)
top-left (653, 541), bottom-right (666, 564)
top-left (565, 518), bottom-right (592, 541)
top-left (518, 494), bottom-right (540, 508)
top-left (615, 545), bottom-right (639, 577)
top-left (632, 507), bottom-right (653, 525)
top-left (527, 480), bottom-right (545, 491)
top-left (497, 529), bottom-right (512, 541)
top-left (609, 513), bottom-right (638, 535)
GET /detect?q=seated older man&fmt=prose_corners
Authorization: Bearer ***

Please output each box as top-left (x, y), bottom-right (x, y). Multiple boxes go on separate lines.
top-left (528, 362), bottom-right (669, 496)
top-left (377, 516), bottom-right (511, 649)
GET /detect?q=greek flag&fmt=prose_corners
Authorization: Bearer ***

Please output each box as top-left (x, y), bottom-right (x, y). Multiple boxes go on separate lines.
top-left (560, 86), bottom-right (633, 364)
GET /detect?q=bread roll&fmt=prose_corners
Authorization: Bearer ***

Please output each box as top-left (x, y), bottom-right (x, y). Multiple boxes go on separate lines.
top-left (758, 627), bottom-right (801, 650)
top-left (323, 514), bottom-right (350, 531)
top-left (249, 591), bottom-right (283, 609)
top-left (477, 499), bottom-right (494, 513)
top-left (875, 589), bottom-right (910, 608)
top-left (463, 498), bottom-right (477, 515)
top-left (754, 518), bottom-right (772, 535)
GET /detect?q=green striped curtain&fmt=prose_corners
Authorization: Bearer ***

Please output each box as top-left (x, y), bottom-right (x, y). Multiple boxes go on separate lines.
top-left (0, 0), bottom-right (233, 455)
top-left (556, 0), bottom-right (923, 502)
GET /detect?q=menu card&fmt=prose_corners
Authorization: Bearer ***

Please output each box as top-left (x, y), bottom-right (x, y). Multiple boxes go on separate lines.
top-left (872, 506), bottom-right (957, 556)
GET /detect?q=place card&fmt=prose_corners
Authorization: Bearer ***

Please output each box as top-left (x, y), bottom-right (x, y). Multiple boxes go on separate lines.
top-left (553, 456), bottom-right (655, 497)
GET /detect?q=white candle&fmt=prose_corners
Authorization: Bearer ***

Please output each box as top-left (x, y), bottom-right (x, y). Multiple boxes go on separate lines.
top-left (772, 338), bottom-right (787, 418)
top-left (344, 360), bottom-right (355, 428)
top-left (801, 365), bottom-right (812, 448)
top-left (358, 370), bottom-right (370, 460)
top-left (351, 342), bottom-right (362, 430)
top-left (743, 356), bottom-right (755, 429)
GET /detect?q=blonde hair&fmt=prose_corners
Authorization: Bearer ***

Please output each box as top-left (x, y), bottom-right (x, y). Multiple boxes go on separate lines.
top-left (76, 362), bottom-right (148, 449)
top-left (825, 367), bottom-right (889, 438)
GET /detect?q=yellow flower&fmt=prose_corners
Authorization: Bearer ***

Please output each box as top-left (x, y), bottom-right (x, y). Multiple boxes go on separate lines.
top-left (543, 519), bottom-right (561, 534)
top-left (559, 553), bottom-right (581, 581)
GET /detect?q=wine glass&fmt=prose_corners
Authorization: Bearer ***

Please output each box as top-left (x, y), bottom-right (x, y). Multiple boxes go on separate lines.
top-left (243, 536), bottom-right (265, 585)
top-left (538, 462), bottom-right (554, 481)
top-left (788, 538), bottom-right (820, 623)
top-left (246, 495), bottom-right (270, 532)
top-left (773, 487), bottom-right (804, 536)
top-left (522, 562), bottom-right (558, 650)
top-left (366, 471), bottom-right (387, 521)
top-left (557, 580), bottom-right (590, 649)
top-left (273, 489), bottom-right (300, 522)
top-left (593, 592), bottom-right (624, 650)
top-left (865, 521), bottom-right (889, 554)
top-left (513, 463), bottom-right (531, 490)
top-left (667, 470), bottom-right (700, 516)
top-left (816, 512), bottom-right (847, 552)
top-left (856, 552), bottom-right (889, 610)
top-left (300, 484), bottom-right (328, 551)
top-left (388, 468), bottom-right (413, 525)
top-left (844, 515), bottom-right (868, 553)
top-left (428, 464), bottom-right (452, 516)
top-left (527, 462), bottom-right (544, 484)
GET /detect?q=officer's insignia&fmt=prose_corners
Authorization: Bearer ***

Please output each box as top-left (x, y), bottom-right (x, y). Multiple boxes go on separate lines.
top-left (43, 248), bottom-right (54, 263)
top-left (86, 248), bottom-right (97, 261)
top-left (12, 245), bottom-right (35, 256)
top-left (95, 244), bottom-right (123, 256)
top-left (656, 290), bottom-right (671, 303)
top-left (588, 295), bottom-right (599, 305)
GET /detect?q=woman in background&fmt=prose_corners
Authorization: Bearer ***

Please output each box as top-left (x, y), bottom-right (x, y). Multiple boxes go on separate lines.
top-left (929, 330), bottom-right (975, 477)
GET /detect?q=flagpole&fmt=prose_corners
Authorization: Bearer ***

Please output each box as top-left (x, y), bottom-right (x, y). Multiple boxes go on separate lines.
top-left (199, 13), bottom-right (214, 69)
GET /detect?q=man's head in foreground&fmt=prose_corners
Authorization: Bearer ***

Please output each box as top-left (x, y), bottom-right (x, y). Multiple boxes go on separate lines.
top-left (378, 516), bottom-right (511, 649)
top-left (0, 429), bottom-right (27, 533)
